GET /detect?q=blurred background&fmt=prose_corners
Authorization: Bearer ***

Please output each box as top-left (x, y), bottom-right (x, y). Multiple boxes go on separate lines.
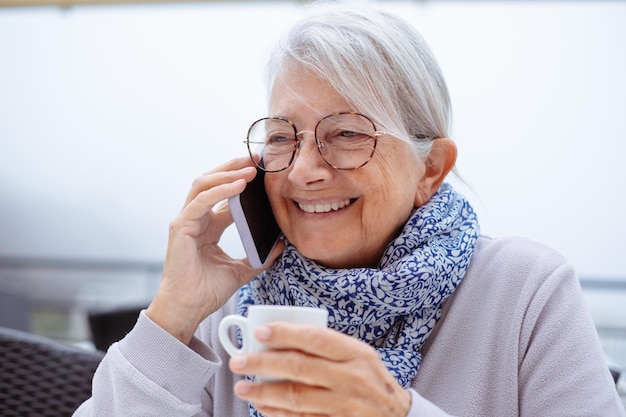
top-left (0, 0), bottom-right (625, 395)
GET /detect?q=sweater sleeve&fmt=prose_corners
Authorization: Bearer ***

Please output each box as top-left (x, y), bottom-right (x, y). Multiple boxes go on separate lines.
top-left (518, 262), bottom-right (625, 416)
top-left (73, 311), bottom-right (221, 417)
top-left (406, 389), bottom-right (458, 417)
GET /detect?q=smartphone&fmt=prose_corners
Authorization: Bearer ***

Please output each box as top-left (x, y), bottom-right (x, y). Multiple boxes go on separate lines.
top-left (228, 168), bottom-right (281, 268)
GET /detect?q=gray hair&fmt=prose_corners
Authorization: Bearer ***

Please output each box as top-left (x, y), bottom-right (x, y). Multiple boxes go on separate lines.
top-left (265, 4), bottom-right (451, 159)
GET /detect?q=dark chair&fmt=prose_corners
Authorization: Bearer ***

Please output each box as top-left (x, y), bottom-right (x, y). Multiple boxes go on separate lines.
top-left (0, 326), bottom-right (104, 417)
top-left (88, 306), bottom-right (143, 351)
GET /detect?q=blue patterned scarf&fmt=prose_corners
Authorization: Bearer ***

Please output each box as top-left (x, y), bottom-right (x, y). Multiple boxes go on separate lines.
top-left (237, 183), bottom-right (479, 413)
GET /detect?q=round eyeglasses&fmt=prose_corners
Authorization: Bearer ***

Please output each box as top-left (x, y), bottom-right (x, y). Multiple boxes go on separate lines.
top-left (246, 112), bottom-right (385, 172)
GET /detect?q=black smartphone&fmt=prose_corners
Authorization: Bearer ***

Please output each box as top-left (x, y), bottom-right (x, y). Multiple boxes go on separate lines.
top-left (228, 168), bottom-right (281, 268)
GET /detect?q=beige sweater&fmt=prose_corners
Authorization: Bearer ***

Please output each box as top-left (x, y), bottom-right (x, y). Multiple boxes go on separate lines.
top-left (74, 236), bottom-right (625, 416)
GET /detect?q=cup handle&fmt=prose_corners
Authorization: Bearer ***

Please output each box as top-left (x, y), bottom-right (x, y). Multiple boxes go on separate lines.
top-left (218, 314), bottom-right (248, 356)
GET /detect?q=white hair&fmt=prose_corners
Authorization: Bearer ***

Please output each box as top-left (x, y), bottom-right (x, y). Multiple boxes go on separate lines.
top-left (264, 3), bottom-right (451, 159)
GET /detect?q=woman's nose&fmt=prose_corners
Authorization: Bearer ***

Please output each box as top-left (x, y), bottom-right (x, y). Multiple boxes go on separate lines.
top-left (288, 131), bottom-right (333, 184)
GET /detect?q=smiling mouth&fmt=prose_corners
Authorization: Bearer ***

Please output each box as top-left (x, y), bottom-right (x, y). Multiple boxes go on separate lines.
top-left (297, 198), bottom-right (354, 214)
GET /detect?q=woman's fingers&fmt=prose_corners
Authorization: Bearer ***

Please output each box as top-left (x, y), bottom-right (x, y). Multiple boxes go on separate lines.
top-left (230, 349), bottom-right (341, 388)
top-left (228, 325), bottom-right (377, 393)
top-left (183, 157), bottom-right (256, 208)
top-left (173, 164), bottom-right (257, 240)
top-left (178, 178), bottom-right (245, 230)
top-left (229, 324), bottom-right (412, 417)
top-left (228, 324), bottom-right (371, 387)
top-left (234, 380), bottom-right (337, 417)
top-left (254, 323), bottom-right (368, 362)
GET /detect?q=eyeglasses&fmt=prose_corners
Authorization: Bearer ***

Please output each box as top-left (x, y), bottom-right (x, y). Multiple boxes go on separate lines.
top-left (246, 112), bottom-right (385, 172)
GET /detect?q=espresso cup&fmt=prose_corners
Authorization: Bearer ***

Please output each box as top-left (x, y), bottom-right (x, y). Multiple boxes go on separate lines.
top-left (218, 305), bottom-right (328, 358)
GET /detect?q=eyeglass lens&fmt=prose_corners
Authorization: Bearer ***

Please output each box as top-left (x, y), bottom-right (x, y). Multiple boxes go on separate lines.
top-left (247, 113), bottom-right (378, 172)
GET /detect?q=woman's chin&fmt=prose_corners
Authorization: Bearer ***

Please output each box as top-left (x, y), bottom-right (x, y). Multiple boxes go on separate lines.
top-left (297, 245), bottom-right (344, 267)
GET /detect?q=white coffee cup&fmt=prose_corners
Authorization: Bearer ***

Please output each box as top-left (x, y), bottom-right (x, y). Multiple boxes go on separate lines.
top-left (218, 305), bottom-right (328, 358)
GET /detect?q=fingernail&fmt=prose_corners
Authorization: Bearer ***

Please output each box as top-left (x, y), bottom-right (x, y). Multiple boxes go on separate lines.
top-left (230, 354), bottom-right (247, 370)
top-left (256, 325), bottom-right (271, 341)
top-left (234, 380), bottom-right (252, 396)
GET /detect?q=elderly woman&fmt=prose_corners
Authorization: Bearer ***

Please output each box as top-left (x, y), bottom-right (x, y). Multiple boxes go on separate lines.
top-left (74, 5), bottom-right (625, 417)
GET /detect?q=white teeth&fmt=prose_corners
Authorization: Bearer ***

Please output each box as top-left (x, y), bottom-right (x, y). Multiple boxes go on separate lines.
top-left (298, 198), bottom-right (351, 213)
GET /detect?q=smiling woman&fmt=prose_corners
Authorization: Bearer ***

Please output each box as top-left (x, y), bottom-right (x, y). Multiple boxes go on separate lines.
top-left (0, 1), bottom-right (625, 415)
top-left (63, 3), bottom-right (625, 417)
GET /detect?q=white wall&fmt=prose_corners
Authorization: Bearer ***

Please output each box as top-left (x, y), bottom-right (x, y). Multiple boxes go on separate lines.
top-left (1, 1), bottom-right (625, 279)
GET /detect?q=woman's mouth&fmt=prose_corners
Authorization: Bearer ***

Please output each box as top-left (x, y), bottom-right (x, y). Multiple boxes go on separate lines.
top-left (297, 198), bottom-right (353, 213)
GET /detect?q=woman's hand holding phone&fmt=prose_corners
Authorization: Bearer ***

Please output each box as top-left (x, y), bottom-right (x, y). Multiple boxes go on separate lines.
top-left (146, 157), bottom-right (284, 345)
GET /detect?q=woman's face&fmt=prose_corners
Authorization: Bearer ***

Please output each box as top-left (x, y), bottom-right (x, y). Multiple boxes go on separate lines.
top-left (265, 67), bottom-right (428, 269)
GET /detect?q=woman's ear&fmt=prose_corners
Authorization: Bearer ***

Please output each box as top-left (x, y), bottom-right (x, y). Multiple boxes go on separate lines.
top-left (414, 138), bottom-right (457, 206)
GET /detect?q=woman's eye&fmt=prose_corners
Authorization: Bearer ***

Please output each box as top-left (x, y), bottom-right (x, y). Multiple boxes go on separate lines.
top-left (339, 130), bottom-right (361, 138)
top-left (328, 130), bottom-right (366, 141)
top-left (267, 134), bottom-right (294, 144)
